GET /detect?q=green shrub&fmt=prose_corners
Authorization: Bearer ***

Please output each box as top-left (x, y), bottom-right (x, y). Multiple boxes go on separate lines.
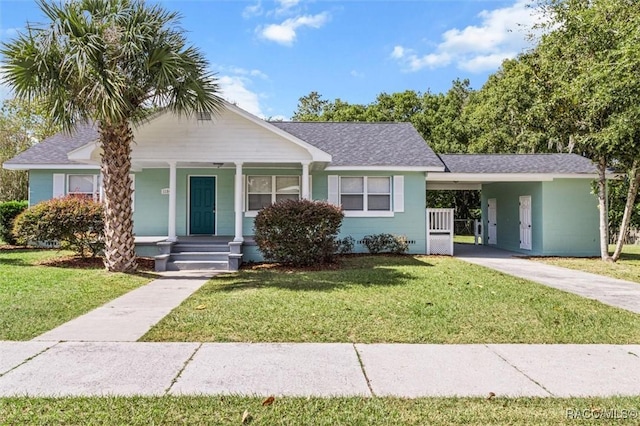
top-left (362, 233), bottom-right (409, 254)
top-left (254, 199), bottom-right (344, 266)
top-left (0, 200), bottom-right (28, 244)
top-left (13, 196), bottom-right (105, 257)
top-left (335, 236), bottom-right (355, 254)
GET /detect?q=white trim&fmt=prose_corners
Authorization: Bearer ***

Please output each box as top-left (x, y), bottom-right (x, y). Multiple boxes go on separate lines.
top-left (3, 163), bottom-right (101, 170)
top-left (245, 175), bottom-right (301, 213)
top-left (426, 172), bottom-right (601, 182)
top-left (187, 174), bottom-right (218, 236)
top-left (326, 166), bottom-right (443, 172)
top-left (393, 175), bottom-right (404, 213)
top-left (53, 173), bottom-right (66, 198)
top-left (344, 211), bottom-right (394, 218)
top-left (223, 102), bottom-right (332, 162)
top-left (244, 211), bottom-right (258, 218)
top-left (234, 162), bottom-right (244, 242)
top-left (327, 175), bottom-right (339, 205)
top-left (340, 176), bottom-right (392, 214)
top-left (168, 162), bottom-right (177, 241)
top-left (67, 141), bottom-right (100, 161)
top-left (427, 182), bottom-right (482, 191)
top-left (66, 173), bottom-right (99, 200)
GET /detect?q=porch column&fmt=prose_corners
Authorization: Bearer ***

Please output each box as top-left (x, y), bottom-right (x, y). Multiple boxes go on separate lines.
top-left (301, 161), bottom-right (310, 200)
top-left (234, 162), bottom-right (244, 242)
top-left (168, 161), bottom-right (177, 241)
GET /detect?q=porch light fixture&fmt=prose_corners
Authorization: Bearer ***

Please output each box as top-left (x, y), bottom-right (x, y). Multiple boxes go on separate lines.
top-left (212, 162), bottom-right (224, 168)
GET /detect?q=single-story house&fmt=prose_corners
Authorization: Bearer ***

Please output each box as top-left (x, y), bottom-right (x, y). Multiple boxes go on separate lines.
top-left (3, 101), bottom-right (602, 270)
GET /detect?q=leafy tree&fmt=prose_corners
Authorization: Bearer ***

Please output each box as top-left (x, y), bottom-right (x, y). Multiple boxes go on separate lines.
top-left (464, 56), bottom-right (547, 154)
top-left (0, 98), bottom-right (58, 201)
top-left (1, 0), bottom-right (222, 272)
top-left (533, 0), bottom-right (640, 261)
top-left (291, 91), bottom-right (330, 121)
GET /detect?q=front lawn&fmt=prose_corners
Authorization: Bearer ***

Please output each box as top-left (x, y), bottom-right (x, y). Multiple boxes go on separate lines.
top-left (534, 245), bottom-right (640, 284)
top-left (0, 249), bottom-right (153, 340)
top-left (142, 255), bottom-right (640, 344)
top-left (2, 396), bottom-right (639, 425)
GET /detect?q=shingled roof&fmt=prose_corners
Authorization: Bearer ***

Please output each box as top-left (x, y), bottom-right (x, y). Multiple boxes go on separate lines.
top-left (439, 153), bottom-right (598, 174)
top-left (272, 122), bottom-right (444, 169)
top-left (4, 121), bottom-right (98, 166)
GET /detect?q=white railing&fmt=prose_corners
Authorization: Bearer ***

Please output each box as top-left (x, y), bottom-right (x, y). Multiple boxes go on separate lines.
top-left (426, 208), bottom-right (454, 255)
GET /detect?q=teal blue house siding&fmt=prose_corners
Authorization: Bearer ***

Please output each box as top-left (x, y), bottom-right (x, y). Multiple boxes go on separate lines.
top-left (541, 179), bottom-right (599, 256)
top-left (29, 169), bottom-right (99, 206)
top-left (481, 179), bottom-right (599, 256)
top-left (482, 182), bottom-right (543, 254)
top-left (312, 171), bottom-right (427, 254)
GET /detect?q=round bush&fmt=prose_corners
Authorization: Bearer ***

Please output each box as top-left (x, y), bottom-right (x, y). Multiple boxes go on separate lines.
top-left (0, 200), bottom-right (28, 244)
top-left (13, 196), bottom-right (105, 257)
top-left (254, 199), bottom-right (344, 266)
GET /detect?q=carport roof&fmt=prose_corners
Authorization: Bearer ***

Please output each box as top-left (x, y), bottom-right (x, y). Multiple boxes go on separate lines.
top-left (439, 153), bottom-right (598, 174)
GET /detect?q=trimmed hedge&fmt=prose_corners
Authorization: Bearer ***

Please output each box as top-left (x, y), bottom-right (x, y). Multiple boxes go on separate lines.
top-left (13, 196), bottom-right (105, 257)
top-left (254, 199), bottom-right (344, 266)
top-left (362, 233), bottom-right (409, 254)
top-left (0, 200), bottom-right (28, 244)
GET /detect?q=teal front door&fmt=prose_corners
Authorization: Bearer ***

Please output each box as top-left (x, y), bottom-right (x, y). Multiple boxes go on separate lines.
top-left (189, 176), bottom-right (215, 235)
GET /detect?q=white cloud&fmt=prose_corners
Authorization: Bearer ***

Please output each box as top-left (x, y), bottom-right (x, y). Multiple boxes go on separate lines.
top-left (275, 0), bottom-right (300, 15)
top-left (392, 0), bottom-right (543, 73)
top-left (242, 2), bottom-right (263, 19)
top-left (259, 12), bottom-right (329, 46)
top-left (218, 75), bottom-right (263, 117)
top-left (350, 70), bottom-right (364, 78)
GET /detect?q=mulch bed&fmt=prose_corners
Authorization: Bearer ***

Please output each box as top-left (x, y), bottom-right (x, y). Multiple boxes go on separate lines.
top-left (35, 255), bottom-right (155, 272)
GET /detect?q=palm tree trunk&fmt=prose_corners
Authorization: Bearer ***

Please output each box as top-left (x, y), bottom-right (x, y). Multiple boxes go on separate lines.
top-left (612, 160), bottom-right (640, 261)
top-left (596, 156), bottom-right (612, 262)
top-left (99, 121), bottom-right (137, 272)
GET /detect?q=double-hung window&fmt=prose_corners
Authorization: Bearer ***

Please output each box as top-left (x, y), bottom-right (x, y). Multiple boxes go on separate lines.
top-left (340, 176), bottom-right (391, 211)
top-left (247, 176), bottom-right (300, 211)
top-left (67, 175), bottom-right (98, 200)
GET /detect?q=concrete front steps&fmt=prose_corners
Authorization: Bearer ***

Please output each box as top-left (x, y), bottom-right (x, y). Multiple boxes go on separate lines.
top-left (154, 237), bottom-right (243, 272)
top-left (167, 242), bottom-right (230, 271)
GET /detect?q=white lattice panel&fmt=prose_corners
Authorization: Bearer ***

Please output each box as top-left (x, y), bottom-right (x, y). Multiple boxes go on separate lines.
top-left (428, 234), bottom-right (453, 255)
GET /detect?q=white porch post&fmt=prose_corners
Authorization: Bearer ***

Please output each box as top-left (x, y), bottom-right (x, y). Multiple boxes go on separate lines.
top-left (301, 161), bottom-right (310, 200)
top-left (168, 161), bottom-right (177, 241)
top-left (234, 162), bottom-right (244, 242)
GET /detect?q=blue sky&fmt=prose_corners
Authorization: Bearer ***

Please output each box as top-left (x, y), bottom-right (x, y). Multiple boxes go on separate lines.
top-left (0, 0), bottom-right (541, 119)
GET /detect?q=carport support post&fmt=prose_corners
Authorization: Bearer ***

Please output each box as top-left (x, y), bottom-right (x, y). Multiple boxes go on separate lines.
top-left (168, 161), bottom-right (177, 242)
top-left (234, 162), bottom-right (244, 242)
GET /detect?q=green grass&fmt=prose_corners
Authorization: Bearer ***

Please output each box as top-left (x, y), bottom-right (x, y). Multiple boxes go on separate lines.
top-left (453, 234), bottom-right (476, 244)
top-left (0, 249), bottom-right (153, 340)
top-left (534, 245), bottom-right (640, 284)
top-left (1, 396), bottom-right (639, 425)
top-left (142, 255), bottom-right (640, 344)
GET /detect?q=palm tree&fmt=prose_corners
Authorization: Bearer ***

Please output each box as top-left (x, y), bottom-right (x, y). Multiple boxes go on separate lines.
top-left (1, 0), bottom-right (222, 272)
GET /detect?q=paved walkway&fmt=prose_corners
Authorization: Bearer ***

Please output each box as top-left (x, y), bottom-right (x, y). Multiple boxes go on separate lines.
top-left (455, 244), bottom-right (640, 314)
top-left (34, 271), bottom-right (215, 342)
top-left (1, 253), bottom-right (640, 398)
top-left (1, 341), bottom-right (639, 397)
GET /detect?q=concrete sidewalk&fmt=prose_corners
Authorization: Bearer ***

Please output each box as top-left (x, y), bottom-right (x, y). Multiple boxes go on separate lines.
top-left (1, 341), bottom-right (639, 397)
top-left (455, 244), bottom-right (640, 314)
top-left (33, 271), bottom-right (216, 342)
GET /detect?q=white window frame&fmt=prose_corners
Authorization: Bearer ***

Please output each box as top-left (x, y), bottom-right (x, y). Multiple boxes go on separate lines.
top-left (340, 176), bottom-right (393, 217)
top-left (245, 175), bottom-right (301, 217)
top-left (67, 174), bottom-right (99, 200)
